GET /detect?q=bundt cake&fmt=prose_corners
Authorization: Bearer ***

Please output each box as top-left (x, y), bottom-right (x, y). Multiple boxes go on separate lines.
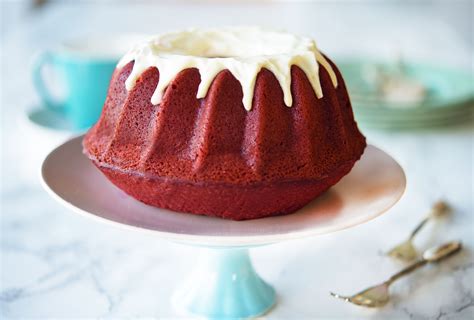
top-left (83, 27), bottom-right (366, 220)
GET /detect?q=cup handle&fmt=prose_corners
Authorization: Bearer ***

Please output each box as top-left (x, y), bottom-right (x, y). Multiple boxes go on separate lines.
top-left (32, 51), bottom-right (63, 111)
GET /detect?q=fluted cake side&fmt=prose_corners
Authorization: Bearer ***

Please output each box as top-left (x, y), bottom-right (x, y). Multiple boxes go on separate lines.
top-left (83, 56), bottom-right (366, 220)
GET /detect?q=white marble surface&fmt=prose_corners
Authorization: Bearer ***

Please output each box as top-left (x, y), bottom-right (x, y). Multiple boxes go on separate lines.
top-left (1, 2), bottom-right (473, 319)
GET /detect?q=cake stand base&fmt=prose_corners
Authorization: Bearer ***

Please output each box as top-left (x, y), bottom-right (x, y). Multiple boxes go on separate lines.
top-left (172, 248), bottom-right (275, 318)
top-left (41, 136), bottom-right (406, 319)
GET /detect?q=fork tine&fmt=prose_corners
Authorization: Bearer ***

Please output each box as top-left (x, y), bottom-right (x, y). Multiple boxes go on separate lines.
top-left (330, 292), bottom-right (350, 301)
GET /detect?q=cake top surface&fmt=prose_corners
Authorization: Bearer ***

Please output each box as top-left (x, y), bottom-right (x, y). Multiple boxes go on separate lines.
top-left (118, 27), bottom-right (338, 110)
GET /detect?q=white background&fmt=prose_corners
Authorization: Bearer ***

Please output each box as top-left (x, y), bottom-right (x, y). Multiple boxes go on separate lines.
top-left (1, 1), bottom-right (473, 319)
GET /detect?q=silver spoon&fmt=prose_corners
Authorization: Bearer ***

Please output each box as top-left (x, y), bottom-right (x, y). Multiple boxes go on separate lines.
top-left (387, 201), bottom-right (451, 261)
top-left (330, 241), bottom-right (462, 308)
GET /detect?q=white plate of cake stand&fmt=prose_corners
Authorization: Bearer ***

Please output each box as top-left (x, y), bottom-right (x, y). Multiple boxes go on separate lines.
top-left (41, 135), bottom-right (406, 319)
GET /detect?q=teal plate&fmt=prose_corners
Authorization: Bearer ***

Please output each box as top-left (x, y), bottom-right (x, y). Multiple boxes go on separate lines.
top-left (337, 58), bottom-right (474, 129)
top-left (356, 111), bottom-right (473, 129)
top-left (355, 108), bottom-right (473, 130)
top-left (355, 101), bottom-right (473, 120)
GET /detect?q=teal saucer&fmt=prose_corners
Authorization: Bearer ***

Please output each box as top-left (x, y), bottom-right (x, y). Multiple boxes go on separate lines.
top-left (27, 108), bottom-right (76, 132)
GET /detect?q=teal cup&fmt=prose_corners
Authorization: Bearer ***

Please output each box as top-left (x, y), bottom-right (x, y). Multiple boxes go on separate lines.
top-left (33, 36), bottom-right (144, 129)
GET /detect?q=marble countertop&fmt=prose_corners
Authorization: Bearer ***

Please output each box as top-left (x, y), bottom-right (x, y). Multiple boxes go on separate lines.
top-left (1, 2), bottom-right (473, 319)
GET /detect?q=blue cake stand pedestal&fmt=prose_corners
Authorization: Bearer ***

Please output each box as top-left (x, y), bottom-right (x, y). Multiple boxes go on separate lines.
top-left (41, 136), bottom-right (405, 319)
top-left (172, 248), bottom-right (275, 318)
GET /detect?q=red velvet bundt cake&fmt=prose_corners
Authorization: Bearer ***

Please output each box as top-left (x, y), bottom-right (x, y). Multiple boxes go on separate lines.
top-left (83, 27), bottom-right (366, 220)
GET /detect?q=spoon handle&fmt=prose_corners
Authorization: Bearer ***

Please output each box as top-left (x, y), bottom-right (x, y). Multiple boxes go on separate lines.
top-left (386, 259), bottom-right (427, 284)
top-left (387, 241), bottom-right (462, 285)
top-left (423, 241), bottom-right (462, 262)
top-left (408, 216), bottom-right (431, 240)
top-left (408, 201), bottom-right (449, 240)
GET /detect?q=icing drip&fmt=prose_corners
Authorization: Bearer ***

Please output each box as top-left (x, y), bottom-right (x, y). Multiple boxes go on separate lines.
top-left (118, 27), bottom-right (338, 111)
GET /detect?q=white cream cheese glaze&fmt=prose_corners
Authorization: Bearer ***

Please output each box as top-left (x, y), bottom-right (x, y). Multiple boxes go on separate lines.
top-left (117, 27), bottom-right (338, 111)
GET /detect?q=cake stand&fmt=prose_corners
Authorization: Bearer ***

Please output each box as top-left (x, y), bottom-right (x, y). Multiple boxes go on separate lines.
top-left (41, 136), bottom-right (406, 319)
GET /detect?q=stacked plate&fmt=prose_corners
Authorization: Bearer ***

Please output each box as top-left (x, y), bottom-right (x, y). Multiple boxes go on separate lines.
top-left (337, 59), bottom-right (474, 130)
